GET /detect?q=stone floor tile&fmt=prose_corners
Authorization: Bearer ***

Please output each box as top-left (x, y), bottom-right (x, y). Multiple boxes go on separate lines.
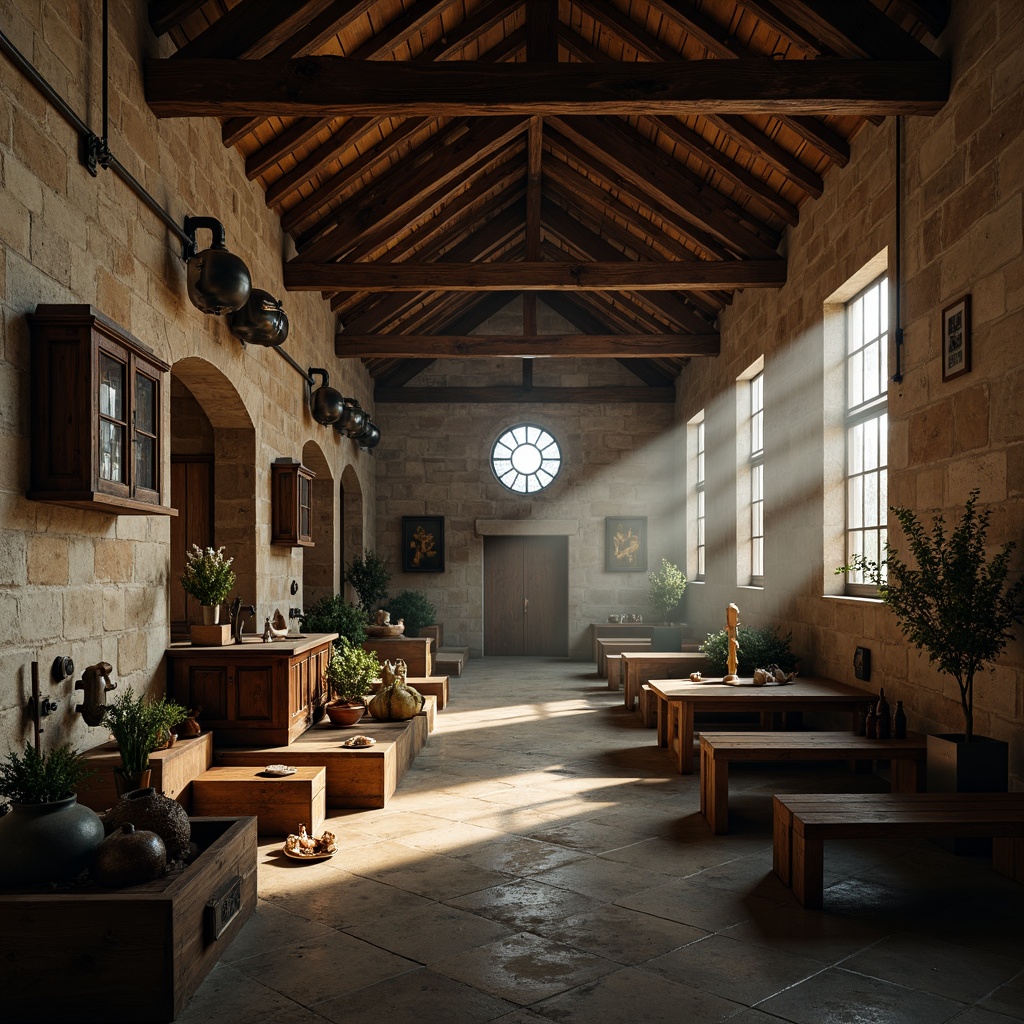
top-left (529, 849), bottom-right (674, 901)
top-left (344, 902), bottom-right (513, 964)
top-left (944, 1009), bottom-right (1024, 1024)
top-left (526, 901), bottom-right (707, 965)
top-left (532, 965), bottom-right (745, 1023)
top-left (446, 877), bottom-right (603, 931)
top-left (756, 966), bottom-right (967, 1024)
top-left (455, 833), bottom-right (592, 876)
top-left (644, 932), bottom-right (825, 1005)
top-left (523, 818), bottom-right (650, 855)
top-left (221, 898), bottom-right (336, 963)
top-left (311, 968), bottom-right (515, 1024)
top-left (431, 931), bottom-right (617, 1004)
top-left (174, 963), bottom-right (314, 1024)
top-left (392, 819), bottom-right (506, 856)
top-left (615, 878), bottom-right (777, 932)
top-left (979, 972), bottom-right (1024, 1020)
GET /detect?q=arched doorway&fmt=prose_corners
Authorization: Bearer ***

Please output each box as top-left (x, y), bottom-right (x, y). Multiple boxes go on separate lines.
top-left (339, 465), bottom-right (363, 606)
top-left (170, 358), bottom-right (256, 637)
top-left (301, 440), bottom-right (336, 609)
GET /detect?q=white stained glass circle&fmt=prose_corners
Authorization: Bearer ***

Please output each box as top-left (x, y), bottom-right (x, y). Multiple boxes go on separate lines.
top-left (490, 423), bottom-right (562, 494)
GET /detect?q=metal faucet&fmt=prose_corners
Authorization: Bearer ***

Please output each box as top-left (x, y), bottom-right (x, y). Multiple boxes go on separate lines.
top-left (229, 597), bottom-right (256, 644)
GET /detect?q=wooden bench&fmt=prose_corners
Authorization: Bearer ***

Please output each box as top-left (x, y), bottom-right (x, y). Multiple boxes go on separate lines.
top-left (622, 651), bottom-right (707, 712)
top-left (699, 731), bottom-right (926, 834)
top-left (435, 647), bottom-right (468, 677)
top-left (596, 638), bottom-right (650, 678)
top-left (192, 766), bottom-right (326, 836)
top-left (772, 792), bottom-right (1024, 908)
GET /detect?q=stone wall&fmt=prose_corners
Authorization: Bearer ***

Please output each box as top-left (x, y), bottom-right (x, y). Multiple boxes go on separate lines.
top-left (678, 0), bottom-right (1024, 783)
top-left (0, 4), bottom-right (375, 757)
top-left (374, 298), bottom-right (682, 659)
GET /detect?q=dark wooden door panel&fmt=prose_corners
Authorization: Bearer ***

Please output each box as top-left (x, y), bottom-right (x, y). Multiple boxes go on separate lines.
top-left (170, 458), bottom-right (214, 637)
top-left (484, 536), bottom-right (525, 655)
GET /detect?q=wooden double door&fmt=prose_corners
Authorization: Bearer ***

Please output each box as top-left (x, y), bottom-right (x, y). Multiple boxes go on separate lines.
top-left (484, 536), bottom-right (568, 656)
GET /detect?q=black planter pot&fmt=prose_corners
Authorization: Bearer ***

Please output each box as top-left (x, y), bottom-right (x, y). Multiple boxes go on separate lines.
top-left (927, 733), bottom-right (1009, 854)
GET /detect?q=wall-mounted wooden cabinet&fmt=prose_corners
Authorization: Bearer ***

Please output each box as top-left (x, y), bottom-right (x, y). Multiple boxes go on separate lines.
top-left (271, 457), bottom-right (314, 546)
top-left (27, 304), bottom-right (176, 516)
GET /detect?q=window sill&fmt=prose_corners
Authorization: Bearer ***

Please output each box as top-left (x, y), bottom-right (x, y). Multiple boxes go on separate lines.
top-left (821, 593), bottom-right (883, 605)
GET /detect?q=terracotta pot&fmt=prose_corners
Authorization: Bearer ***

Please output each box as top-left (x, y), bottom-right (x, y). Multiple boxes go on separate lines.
top-left (113, 768), bottom-right (152, 797)
top-left (325, 702), bottom-right (366, 727)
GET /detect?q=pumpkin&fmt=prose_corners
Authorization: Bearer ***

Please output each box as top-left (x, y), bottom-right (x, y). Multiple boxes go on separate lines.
top-left (368, 681), bottom-right (424, 721)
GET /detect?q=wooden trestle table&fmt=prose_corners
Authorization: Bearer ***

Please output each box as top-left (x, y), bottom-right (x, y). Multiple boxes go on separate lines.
top-left (647, 676), bottom-right (872, 774)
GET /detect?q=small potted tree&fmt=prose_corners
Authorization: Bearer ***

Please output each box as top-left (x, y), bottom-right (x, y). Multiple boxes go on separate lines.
top-left (102, 690), bottom-right (188, 795)
top-left (385, 590), bottom-right (437, 638)
top-left (180, 544), bottom-right (236, 627)
top-left (0, 744), bottom-right (104, 886)
top-left (648, 558), bottom-right (687, 624)
top-left (300, 593), bottom-right (368, 646)
top-left (345, 550), bottom-right (391, 619)
top-left (325, 639), bottom-right (381, 727)
top-left (840, 490), bottom-right (1024, 792)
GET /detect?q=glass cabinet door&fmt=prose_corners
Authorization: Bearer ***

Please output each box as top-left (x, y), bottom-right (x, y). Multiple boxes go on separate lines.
top-left (134, 370), bottom-right (158, 493)
top-left (98, 352), bottom-right (126, 484)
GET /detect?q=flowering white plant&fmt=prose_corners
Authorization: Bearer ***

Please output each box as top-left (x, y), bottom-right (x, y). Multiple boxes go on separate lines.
top-left (180, 545), bottom-right (236, 606)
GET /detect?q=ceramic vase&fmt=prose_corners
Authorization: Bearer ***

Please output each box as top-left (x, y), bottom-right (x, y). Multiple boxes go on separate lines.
top-left (0, 795), bottom-right (105, 887)
top-left (201, 604), bottom-right (220, 625)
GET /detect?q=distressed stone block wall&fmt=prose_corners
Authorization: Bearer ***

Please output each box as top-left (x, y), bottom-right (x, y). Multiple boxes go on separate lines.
top-left (678, 0), bottom-right (1024, 783)
top-left (0, 4), bottom-right (374, 757)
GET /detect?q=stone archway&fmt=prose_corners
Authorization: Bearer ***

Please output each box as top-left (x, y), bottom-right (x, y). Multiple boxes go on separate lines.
top-left (301, 440), bottom-right (336, 609)
top-left (339, 465), bottom-right (364, 607)
top-left (170, 358), bottom-right (257, 630)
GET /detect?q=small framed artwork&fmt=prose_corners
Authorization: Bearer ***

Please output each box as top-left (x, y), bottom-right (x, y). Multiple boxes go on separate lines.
top-left (402, 516), bottom-right (444, 572)
top-left (941, 294), bottom-right (971, 382)
top-left (605, 516), bottom-right (647, 572)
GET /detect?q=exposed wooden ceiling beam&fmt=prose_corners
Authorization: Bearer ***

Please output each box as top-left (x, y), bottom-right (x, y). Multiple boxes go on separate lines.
top-left (337, 334), bottom-right (719, 358)
top-left (286, 259), bottom-right (787, 292)
top-left (374, 385), bottom-right (676, 404)
top-left (148, 0), bottom-right (206, 36)
top-left (145, 57), bottom-right (950, 118)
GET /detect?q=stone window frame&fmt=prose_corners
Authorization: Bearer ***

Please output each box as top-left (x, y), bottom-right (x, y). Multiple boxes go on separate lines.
top-left (735, 356), bottom-right (765, 588)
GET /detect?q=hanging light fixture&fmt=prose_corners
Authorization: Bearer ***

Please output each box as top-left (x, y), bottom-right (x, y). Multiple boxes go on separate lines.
top-left (182, 216), bottom-right (252, 315)
top-left (228, 288), bottom-right (289, 347)
top-left (308, 368), bottom-right (345, 425)
top-left (332, 397), bottom-right (367, 438)
top-left (356, 421), bottom-right (381, 450)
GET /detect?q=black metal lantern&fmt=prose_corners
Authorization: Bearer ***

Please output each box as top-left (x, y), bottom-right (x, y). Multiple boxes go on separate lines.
top-left (308, 368), bottom-right (345, 425)
top-left (333, 397), bottom-right (366, 437)
top-left (357, 421), bottom-right (381, 450)
top-left (228, 289), bottom-right (289, 347)
top-left (183, 216), bottom-right (251, 315)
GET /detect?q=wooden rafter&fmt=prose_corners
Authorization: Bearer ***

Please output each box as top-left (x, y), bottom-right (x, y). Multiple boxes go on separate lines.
top-left (145, 57), bottom-right (950, 119)
top-left (336, 334), bottom-right (719, 358)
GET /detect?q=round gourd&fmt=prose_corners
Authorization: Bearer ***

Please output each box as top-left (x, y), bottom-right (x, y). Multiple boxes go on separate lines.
top-left (368, 682), bottom-right (424, 721)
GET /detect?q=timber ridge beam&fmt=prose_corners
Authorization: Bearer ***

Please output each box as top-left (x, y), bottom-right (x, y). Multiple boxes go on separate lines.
top-left (335, 334), bottom-right (720, 359)
top-left (374, 385), bottom-right (677, 404)
top-left (145, 57), bottom-right (951, 119)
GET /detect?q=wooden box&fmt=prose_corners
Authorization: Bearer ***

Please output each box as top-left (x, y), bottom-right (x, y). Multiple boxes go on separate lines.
top-left (192, 766), bottom-right (326, 836)
top-left (76, 733), bottom-right (214, 813)
top-left (189, 623), bottom-right (232, 647)
top-left (0, 816), bottom-right (257, 1023)
top-left (362, 635), bottom-right (433, 676)
top-left (419, 624), bottom-right (443, 652)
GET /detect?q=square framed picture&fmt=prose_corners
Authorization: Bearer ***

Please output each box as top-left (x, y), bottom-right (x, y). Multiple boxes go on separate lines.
top-left (941, 294), bottom-right (971, 382)
top-left (402, 516), bottom-right (444, 572)
top-left (605, 516), bottom-right (647, 572)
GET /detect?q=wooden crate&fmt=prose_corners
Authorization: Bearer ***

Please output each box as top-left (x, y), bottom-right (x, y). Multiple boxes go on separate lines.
top-left (362, 636), bottom-right (432, 676)
top-left (77, 733), bottom-right (214, 813)
top-left (0, 816), bottom-right (257, 1023)
top-left (192, 766), bottom-right (326, 836)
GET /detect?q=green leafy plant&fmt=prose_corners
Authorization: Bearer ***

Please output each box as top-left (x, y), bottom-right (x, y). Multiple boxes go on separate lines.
top-left (838, 490), bottom-right (1024, 741)
top-left (326, 639), bottom-right (380, 704)
top-left (385, 590), bottom-right (436, 637)
top-left (102, 691), bottom-right (188, 778)
top-left (345, 550), bottom-right (392, 615)
top-left (648, 558), bottom-right (687, 622)
top-left (180, 545), bottom-right (236, 606)
top-left (701, 624), bottom-right (796, 676)
top-left (0, 744), bottom-right (92, 806)
top-left (300, 594), bottom-right (367, 646)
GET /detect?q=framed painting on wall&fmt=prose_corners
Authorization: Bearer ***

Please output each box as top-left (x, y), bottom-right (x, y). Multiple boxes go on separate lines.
top-left (402, 516), bottom-right (445, 572)
top-left (941, 294), bottom-right (971, 382)
top-left (605, 516), bottom-right (647, 572)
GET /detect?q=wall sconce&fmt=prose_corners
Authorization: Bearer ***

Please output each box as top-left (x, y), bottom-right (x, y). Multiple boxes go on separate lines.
top-left (308, 368), bottom-right (344, 425)
top-left (332, 397), bottom-right (366, 438)
top-left (229, 288), bottom-right (289, 347)
top-left (355, 420), bottom-right (381, 450)
top-left (182, 216), bottom-right (252, 315)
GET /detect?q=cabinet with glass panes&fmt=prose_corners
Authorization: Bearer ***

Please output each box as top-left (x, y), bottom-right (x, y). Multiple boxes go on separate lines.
top-left (27, 305), bottom-right (176, 515)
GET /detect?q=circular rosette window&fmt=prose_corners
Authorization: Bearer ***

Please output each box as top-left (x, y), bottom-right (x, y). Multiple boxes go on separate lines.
top-left (490, 423), bottom-right (562, 494)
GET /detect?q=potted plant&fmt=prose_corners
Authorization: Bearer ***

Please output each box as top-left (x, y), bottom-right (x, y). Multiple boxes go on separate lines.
top-left (300, 593), bottom-right (368, 646)
top-left (0, 744), bottom-right (104, 886)
top-left (324, 639), bottom-right (380, 727)
top-left (700, 624), bottom-right (797, 676)
top-left (180, 544), bottom-right (236, 624)
top-left (840, 490), bottom-right (1024, 794)
top-left (648, 558), bottom-right (686, 624)
top-left (345, 549), bottom-right (391, 617)
top-left (102, 690), bottom-right (188, 794)
top-left (385, 590), bottom-right (436, 638)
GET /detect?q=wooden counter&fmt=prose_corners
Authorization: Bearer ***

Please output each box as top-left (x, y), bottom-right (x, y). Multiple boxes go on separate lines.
top-left (165, 633), bottom-right (337, 747)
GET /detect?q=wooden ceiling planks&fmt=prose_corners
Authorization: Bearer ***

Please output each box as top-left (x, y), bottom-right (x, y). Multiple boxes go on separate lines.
top-left (146, 0), bottom-right (949, 397)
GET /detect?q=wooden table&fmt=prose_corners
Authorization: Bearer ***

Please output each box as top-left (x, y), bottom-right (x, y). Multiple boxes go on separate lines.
top-left (648, 676), bottom-right (871, 774)
top-left (699, 731), bottom-right (926, 834)
top-left (621, 651), bottom-right (708, 710)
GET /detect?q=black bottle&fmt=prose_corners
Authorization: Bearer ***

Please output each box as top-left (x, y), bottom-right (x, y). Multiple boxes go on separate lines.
top-left (876, 688), bottom-right (891, 740)
top-left (865, 702), bottom-right (877, 739)
top-left (894, 700), bottom-right (907, 739)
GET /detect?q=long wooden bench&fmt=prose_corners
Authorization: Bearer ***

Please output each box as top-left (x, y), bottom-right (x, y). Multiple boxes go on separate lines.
top-left (622, 651), bottom-right (707, 711)
top-left (772, 792), bottom-right (1024, 908)
top-left (596, 638), bottom-right (650, 679)
top-left (699, 731), bottom-right (926, 834)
